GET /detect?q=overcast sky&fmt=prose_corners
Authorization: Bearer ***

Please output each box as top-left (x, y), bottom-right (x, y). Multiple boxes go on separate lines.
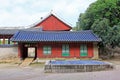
top-left (0, 0), bottom-right (97, 27)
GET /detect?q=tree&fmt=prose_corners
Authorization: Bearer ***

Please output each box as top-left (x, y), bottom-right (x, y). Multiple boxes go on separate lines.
top-left (108, 24), bottom-right (120, 47)
top-left (77, 0), bottom-right (120, 30)
top-left (91, 18), bottom-right (110, 47)
top-left (76, 0), bottom-right (120, 57)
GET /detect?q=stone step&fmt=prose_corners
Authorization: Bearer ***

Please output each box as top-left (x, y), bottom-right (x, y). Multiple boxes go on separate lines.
top-left (20, 58), bottom-right (34, 67)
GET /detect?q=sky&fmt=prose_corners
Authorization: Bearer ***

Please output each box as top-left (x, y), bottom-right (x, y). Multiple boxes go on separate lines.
top-left (0, 0), bottom-right (97, 27)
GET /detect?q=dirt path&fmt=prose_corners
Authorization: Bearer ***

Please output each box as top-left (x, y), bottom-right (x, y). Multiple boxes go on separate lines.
top-left (0, 60), bottom-right (120, 80)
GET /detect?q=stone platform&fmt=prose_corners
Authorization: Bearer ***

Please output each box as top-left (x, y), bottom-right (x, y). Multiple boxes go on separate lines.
top-left (44, 60), bottom-right (113, 73)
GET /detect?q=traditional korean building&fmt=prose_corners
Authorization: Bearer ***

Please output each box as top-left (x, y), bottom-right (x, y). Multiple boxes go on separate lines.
top-left (11, 30), bottom-right (101, 59)
top-left (0, 28), bottom-right (20, 46)
top-left (10, 13), bottom-right (101, 60)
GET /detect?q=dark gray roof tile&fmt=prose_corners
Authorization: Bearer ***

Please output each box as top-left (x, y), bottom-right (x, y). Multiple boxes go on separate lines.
top-left (10, 30), bottom-right (101, 42)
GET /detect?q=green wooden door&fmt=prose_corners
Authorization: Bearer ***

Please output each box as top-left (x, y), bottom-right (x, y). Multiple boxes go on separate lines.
top-left (43, 46), bottom-right (51, 55)
top-left (62, 44), bottom-right (69, 56)
top-left (80, 44), bottom-right (88, 57)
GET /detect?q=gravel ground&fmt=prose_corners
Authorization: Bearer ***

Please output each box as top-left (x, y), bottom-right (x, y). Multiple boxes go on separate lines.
top-left (0, 61), bottom-right (120, 80)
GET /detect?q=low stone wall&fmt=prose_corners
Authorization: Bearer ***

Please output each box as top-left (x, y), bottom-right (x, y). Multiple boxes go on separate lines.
top-left (44, 60), bottom-right (113, 73)
top-left (0, 46), bottom-right (18, 59)
top-left (45, 64), bottom-right (113, 73)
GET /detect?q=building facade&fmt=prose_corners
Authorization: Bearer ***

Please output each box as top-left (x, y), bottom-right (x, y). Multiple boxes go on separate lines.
top-left (10, 13), bottom-right (101, 60)
top-left (11, 31), bottom-right (100, 59)
top-left (0, 13), bottom-right (101, 60)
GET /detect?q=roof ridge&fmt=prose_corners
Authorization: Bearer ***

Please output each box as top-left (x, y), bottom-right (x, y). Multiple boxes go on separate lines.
top-left (26, 13), bottom-right (51, 28)
top-left (18, 30), bottom-right (91, 33)
top-left (27, 12), bottom-right (72, 29)
top-left (19, 30), bottom-right (92, 32)
top-left (51, 13), bottom-right (72, 28)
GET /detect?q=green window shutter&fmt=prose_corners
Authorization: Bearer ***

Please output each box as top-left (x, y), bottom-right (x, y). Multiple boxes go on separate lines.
top-left (62, 44), bottom-right (69, 57)
top-left (43, 46), bottom-right (47, 54)
top-left (48, 47), bottom-right (51, 54)
top-left (84, 45), bottom-right (87, 56)
top-left (43, 46), bottom-right (51, 55)
top-left (62, 45), bottom-right (65, 53)
top-left (80, 44), bottom-right (88, 57)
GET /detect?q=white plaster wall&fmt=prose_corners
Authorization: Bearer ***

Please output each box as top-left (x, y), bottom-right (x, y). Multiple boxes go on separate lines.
top-left (0, 47), bottom-right (18, 59)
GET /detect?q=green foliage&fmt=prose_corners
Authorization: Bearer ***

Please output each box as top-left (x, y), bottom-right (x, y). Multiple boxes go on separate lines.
top-left (91, 18), bottom-right (110, 46)
top-left (72, 26), bottom-right (78, 31)
top-left (108, 25), bottom-right (120, 47)
top-left (76, 0), bottom-right (120, 48)
top-left (77, 0), bottom-right (120, 30)
top-left (91, 18), bottom-right (120, 47)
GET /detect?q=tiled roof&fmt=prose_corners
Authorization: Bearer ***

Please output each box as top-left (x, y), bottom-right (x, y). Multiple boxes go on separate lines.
top-left (0, 28), bottom-right (42, 35)
top-left (0, 29), bottom-right (20, 35)
top-left (10, 30), bottom-right (101, 42)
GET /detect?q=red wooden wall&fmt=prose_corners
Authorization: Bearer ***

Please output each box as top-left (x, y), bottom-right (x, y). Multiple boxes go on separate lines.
top-left (35, 14), bottom-right (72, 31)
top-left (18, 43), bottom-right (23, 58)
top-left (37, 42), bottom-right (93, 58)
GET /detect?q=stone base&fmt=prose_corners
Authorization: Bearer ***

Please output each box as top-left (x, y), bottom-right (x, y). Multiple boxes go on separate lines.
top-left (44, 60), bottom-right (113, 73)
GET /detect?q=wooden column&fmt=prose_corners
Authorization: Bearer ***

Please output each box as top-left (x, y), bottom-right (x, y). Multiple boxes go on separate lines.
top-left (18, 43), bottom-right (23, 59)
top-left (92, 43), bottom-right (99, 59)
top-left (2, 37), bottom-right (5, 44)
top-left (88, 43), bottom-right (93, 58)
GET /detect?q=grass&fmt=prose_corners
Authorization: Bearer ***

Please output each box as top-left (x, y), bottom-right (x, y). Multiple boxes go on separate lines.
top-left (0, 61), bottom-right (10, 64)
top-left (30, 62), bottom-right (45, 68)
top-left (0, 58), bottom-right (22, 65)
